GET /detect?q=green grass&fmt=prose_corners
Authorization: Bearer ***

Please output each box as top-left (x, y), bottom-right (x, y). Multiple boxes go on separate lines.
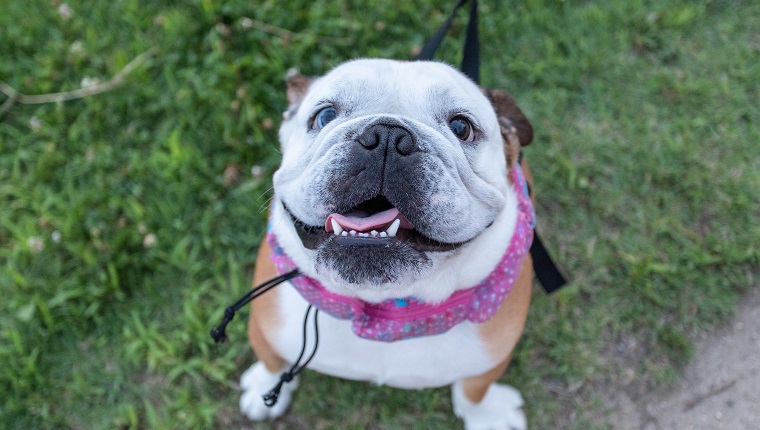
top-left (1, 0), bottom-right (758, 428)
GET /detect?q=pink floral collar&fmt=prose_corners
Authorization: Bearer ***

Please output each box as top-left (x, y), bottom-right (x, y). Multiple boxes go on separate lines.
top-left (268, 164), bottom-right (534, 342)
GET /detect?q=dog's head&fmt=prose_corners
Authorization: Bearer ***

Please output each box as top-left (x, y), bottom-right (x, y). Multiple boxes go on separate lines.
top-left (271, 59), bottom-right (532, 301)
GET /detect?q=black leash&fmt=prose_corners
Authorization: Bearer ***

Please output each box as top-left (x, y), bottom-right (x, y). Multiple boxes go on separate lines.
top-left (529, 231), bottom-right (566, 293)
top-left (415, 0), bottom-right (479, 83)
top-left (415, 0), bottom-right (568, 293)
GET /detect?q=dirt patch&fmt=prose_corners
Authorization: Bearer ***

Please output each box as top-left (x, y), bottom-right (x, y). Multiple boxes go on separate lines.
top-left (604, 286), bottom-right (760, 429)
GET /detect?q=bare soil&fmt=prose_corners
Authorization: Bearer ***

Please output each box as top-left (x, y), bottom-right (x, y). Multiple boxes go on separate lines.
top-left (605, 287), bottom-right (760, 429)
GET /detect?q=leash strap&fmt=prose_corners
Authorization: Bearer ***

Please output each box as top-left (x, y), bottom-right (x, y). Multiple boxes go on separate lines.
top-left (415, 0), bottom-right (479, 84)
top-left (530, 231), bottom-right (567, 293)
top-left (415, 0), bottom-right (568, 293)
top-left (461, 0), bottom-right (480, 84)
top-left (414, 0), bottom-right (467, 61)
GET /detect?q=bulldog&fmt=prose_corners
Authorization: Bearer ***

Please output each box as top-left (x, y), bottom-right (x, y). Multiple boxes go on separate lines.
top-left (240, 59), bottom-right (537, 430)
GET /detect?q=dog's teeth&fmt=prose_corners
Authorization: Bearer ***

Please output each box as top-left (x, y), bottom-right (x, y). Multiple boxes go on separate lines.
top-left (341, 231), bottom-right (348, 236)
top-left (371, 230), bottom-right (378, 237)
top-left (331, 219), bottom-right (343, 235)
top-left (349, 230), bottom-right (357, 236)
top-left (379, 231), bottom-right (387, 238)
top-left (387, 219), bottom-right (400, 237)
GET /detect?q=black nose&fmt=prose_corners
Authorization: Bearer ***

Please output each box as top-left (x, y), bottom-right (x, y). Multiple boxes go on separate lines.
top-left (356, 123), bottom-right (417, 155)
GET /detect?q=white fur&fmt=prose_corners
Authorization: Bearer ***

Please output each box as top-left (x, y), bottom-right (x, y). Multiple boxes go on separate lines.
top-left (239, 361), bottom-right (299, 420)
top-left (270, 183), bottom-right (517, 304)
top-left (270, 278), bottom-right (497, 388)
top-left (244, 59), bottom-right (527, 427)
top-left (452, 380), bottom-right (527, 430)
top-left (271, 58), bottom-right (518, 303)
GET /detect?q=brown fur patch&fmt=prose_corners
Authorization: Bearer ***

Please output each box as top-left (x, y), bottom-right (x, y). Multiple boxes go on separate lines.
top-left (285, 71), bottom-right (312, 107)
top-left (475, 254), bottom-right (533, 362)
top-left (482, 87), bottom-right (534, 169)
top-left (484, 88), bottom-right (534, 148)
top-left (247, 240), bottom-right (286, 373)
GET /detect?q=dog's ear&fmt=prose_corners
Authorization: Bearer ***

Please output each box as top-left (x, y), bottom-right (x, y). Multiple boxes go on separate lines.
top-left (284, 68), bottom-right (312, 115)
top-left (285, 69), bottom-right (312, 106)
top-left (484, 88), bottom-right (534, 168)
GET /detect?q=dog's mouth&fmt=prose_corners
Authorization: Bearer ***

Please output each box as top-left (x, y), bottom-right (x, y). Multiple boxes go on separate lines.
top-left (325, 195), bottom-right (413, 238)
top-left (285, 195), bottom-right (466, 253)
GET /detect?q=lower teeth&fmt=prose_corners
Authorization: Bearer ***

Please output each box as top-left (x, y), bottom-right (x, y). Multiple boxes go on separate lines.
top-left (331, 222), bottom-right (401, 238)
top-left (335, 229), bottom-right (392, 238)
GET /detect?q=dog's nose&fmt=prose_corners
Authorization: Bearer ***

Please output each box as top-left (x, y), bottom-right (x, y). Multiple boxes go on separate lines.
top-left (356, 123), bottom-right (417, 155)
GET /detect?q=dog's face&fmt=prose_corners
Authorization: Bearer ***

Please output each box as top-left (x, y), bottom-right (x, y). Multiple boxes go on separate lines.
top-left (272, 59), bottom-right (531, 297)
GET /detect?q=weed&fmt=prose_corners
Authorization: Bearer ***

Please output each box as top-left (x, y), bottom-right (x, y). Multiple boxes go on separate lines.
top-left (1, 0), bottom-right (758, 428)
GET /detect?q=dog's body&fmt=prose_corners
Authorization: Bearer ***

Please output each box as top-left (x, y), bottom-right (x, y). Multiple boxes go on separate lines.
top-left (241, 59), bottom-right (536, 429)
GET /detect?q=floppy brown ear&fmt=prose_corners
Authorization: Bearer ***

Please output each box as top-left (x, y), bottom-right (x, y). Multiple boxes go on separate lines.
top-left (483, 88), bottom-right (534, 168)
top-left (283, 68), bottom-right (313, 119)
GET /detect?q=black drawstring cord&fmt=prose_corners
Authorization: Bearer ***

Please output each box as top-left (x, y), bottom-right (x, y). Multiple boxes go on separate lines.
top-left (209, 269), bottom-right (300, 343)
top-left (263, 305), bottom-right (320, 407)
top-left (210, 269), bottom-right (321, 408)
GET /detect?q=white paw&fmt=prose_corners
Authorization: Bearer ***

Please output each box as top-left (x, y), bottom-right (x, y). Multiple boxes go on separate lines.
top-left (239, 362), bottom-right (299, 421)
top-left (452, 381), bottom-right (527, 430)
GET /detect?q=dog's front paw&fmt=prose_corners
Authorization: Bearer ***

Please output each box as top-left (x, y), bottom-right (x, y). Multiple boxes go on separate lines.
top-left (452, 381), bottom-right (527, 430)
top-left (239, 362), bottom-right (299, 421)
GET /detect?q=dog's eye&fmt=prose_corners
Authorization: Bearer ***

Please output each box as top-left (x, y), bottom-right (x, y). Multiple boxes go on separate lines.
top-left (449, 116), bottom-right (475, 142)
top-left (312, 106), bottom-right (337, 130)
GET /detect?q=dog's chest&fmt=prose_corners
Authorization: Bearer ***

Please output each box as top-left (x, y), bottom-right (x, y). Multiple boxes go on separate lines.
top-left (269, 282), bottom-right (497, 389)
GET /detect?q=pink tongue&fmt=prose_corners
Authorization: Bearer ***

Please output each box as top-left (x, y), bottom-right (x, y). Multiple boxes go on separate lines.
top-left (325, 208), bottom-right (413, 233)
